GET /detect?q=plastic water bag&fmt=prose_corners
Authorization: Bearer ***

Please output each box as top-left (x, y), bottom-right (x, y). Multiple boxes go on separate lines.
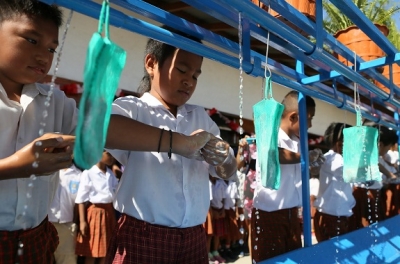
top-left (253, 77), bottom-right (284, 189)
top-left (343, 124), bottom-right (380, 183)
top-left (74, 1), bottom-right (127, 169)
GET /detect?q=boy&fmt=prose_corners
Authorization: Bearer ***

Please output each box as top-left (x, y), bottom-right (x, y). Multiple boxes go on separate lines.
top-left (0, 1), bottom-right (77, 263)
top-left (251, 90), bottom-right (316, 262)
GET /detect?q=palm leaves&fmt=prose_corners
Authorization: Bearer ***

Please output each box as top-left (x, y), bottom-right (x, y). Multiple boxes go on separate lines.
top-left (323, 0), bottom-right (400, 34)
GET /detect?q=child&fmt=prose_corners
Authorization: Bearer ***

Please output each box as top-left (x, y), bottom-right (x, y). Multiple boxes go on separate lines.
top-left (204, 179), bottom-right (215, 263)
top-left (105, 28), bottom-right (237, 263)
top-left (75, 151), bottom-right (119, 264)
top-left (351, 122), bottom-right (398, 229)
top-left (210, 176), bottom-right (227, 263)
top-left (0, 1), bottom-right (77, 263)
top-left (313, 123), bottom-right (356, 242)
top-left (251, 90), bottom-right (316, 262)
top-left (49, 163), bottom-right (82, 264)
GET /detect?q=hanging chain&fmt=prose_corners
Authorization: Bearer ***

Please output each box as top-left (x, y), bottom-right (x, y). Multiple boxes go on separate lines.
top-left (238, 12), bottom-right (244, 135)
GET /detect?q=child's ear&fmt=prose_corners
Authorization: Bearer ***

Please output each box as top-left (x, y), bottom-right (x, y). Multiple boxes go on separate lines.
top-left (289, 112), bottom-right (298, 123)
top-left (144, 54), bottom-right (157, 78)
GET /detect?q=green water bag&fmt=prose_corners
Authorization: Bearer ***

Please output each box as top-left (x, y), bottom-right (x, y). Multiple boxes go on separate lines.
top-left (343, 112), bottom-right (380, 183)
top-left (253, 77), bottom-right (284, 189)
top-left (74, 0), bottom-right (127, 169)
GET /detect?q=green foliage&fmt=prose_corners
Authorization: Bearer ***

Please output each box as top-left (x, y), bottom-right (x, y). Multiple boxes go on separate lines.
top-left (386, 18), bottom-right (400, 49)
top-left (323, 0), bottom-right (400, 34)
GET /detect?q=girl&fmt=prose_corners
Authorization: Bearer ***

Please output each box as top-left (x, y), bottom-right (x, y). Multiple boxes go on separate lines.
top-left (314, 123), bottom-right (356, 242)
top-left (105, 27), bottom-right (237, 264)
top-left (75, 151), bottom-right (119, 264)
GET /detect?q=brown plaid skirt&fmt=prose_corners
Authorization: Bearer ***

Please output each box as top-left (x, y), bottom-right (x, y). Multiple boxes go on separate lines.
top-left (251, 207), bottom-right (302, 262)
top-left (75, 203), bottom-right (116, 258)
top-left (106, 214), bottom-right (208, 264)
top-left (313, 211), bottom-right (352, 242)
top-left (223, 208), bottom-right (240, 242)
top-left (0, 217), bottom-right (59, 264)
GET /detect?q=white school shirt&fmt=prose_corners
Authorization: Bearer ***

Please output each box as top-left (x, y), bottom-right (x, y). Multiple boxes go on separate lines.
top-left (253, 129), bottom-right (302, 212)
top-left (49, 165), bottom-right (82, 223)
top-left (75, 165), bottom-right (119, 204)
top-left (211, 180), bottom-right (226, 209)
top-left (0, 83), bottom-right (77, 231)
top-left (107, 93), bottom-right (220, 228)
top-left (223, 180), bottom-right (239, 210)
top-left (314, 150), bottom-right (355, 217)
top-left (385, 150), bottom-right (399, 165)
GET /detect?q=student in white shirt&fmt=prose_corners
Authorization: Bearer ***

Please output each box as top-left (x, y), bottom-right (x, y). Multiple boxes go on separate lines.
top-left (314, 123), bottom-right (356, 242)
top-left (251, 91), bottom-right (316, 262)
top-left (49, 164), bottom-right (82, 264)
top-left (105, 27), bottom-right (237, 264)
top-left (351, 121), bottom-right (398, 230)
top-left (75, 151), bottom-right (119, 264)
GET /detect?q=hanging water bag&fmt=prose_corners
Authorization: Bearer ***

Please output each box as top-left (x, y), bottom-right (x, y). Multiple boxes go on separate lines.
top-left (343, 112), bottom-right (380, 183)
top-left (74, 0), bottom-right (127, 169)
top-left (253, 77), bottom-right (284, 189)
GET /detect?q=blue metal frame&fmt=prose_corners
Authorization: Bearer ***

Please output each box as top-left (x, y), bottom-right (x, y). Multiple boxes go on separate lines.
top-left (39, 0), bottom-right (400, 261)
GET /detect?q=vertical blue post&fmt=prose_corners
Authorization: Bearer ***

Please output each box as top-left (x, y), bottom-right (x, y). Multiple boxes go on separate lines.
top-left (298, 91), bottom-right (312, 247)
top-left (395, 111), bottom-right (400, 159)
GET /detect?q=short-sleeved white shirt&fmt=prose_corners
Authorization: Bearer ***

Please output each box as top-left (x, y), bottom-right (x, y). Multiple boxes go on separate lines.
top-left (0, 83), bottom-right (77, 231)
top-left (223, 180), bottom-right (238, 210)
top-left (75, 165), bottom-right (119, 204)
top-left (211, 180), bottom-right (226, 209)
top-left (49, 165), bottom-right (82, 223)
top-left (253, 129), bottom-right (302, 212)
top-left (314, 150), bottom-right (355, 217)
top-left (107, 93), bottom-right (221, 228)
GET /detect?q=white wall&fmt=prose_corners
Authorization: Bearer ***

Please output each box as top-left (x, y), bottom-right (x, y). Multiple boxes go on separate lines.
top-left (52, 9), bottom-right (356, 136)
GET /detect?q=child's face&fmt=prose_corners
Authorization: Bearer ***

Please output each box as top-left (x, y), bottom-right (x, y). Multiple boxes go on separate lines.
top-left (292, 107), bottom-right (315, 137)
top-left (101, 151), bottom-right (115, 166)
top-left (0, 15), bottom-right (59, 91)
top-left (148, 49), bottom-right (202, 112)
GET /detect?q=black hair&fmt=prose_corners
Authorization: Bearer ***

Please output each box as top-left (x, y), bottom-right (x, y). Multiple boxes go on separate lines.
top-left (324, 122), bottom-right (351, 149)
top-left (362, 120), bottom-right (398, 146)
top-left (281, 90), bottom-right (316, 116)
top-left (137, 26), bottom-right (202, 95)
top-left (0, 0), bottom-right (63, 27)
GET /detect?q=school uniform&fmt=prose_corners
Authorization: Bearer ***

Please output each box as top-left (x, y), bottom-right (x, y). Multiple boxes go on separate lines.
top-left (380, 157), bottom-right (400, 218)
top-left (75, 166), bottom-right (118, 258)
top-left (222, 179), bottom-right (240, 242)
top-left (314, 150), bottom-right (355, 242)
top-left (350, 158), bottom-right (385, 230)
top-left (251, 128), bottom-right (303, 262)
top-left (106, 93), bottom-right (223, 264)
top-left (49, 165), bottom-right (81, 264)
top-left (0, 83), bottom-right (77, 264)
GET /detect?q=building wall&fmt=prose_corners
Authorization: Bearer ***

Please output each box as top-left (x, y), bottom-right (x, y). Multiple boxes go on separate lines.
top-left (51, 8), bottom-right (356, 136)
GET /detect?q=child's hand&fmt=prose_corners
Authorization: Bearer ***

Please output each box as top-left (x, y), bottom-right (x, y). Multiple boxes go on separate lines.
top-left (15, 133), bottom-right (75, 177)
top-left (79, 221), bottom-right (89, 237)
top-left (201, 136), bottom-right (230, 166)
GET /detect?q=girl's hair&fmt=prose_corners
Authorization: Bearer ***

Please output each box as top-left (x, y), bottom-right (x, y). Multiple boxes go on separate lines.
top-left (137, 26), bottom-right (202, 95)
top-left (0, 0), bottom-right (62, 27)
top-left (323, 122), bottom-right (351, 149)
top-left (363, 120), bottom-right (398, 146)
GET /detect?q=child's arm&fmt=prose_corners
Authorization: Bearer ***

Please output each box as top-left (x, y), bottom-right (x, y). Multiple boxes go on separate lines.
top-left (106, 115), bottom-right (210, 159)
top-left (379, 163), bottom-right (397, 180)
top-left (0, 133), bottom-right (74, 180)
top-left (279, 148), bottom-right (301, 164)
top-left (77, 203), bottom-right (88, 237)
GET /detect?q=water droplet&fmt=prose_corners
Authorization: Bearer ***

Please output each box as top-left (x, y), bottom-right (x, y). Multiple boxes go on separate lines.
top-left (239, 227), bottom-right (244, 234)
top-left (32, 162), bottom-right (39, 168)
top-left (255, 210), bottom-right (259, 215)
top-left (38, 128), bottom-right (44, 136)
top-left (239, 239), bottom-right (244, 245)
top-left (35, 141), bottom-right (42, 147)
top-left (35, 152), bottom-right (39, 159)
top-left (29, 175), bottom-right (37, 180)
top-left (256, 215), bottom-right (260, 219)
top-left (44, 101), bottom-right (50, 107)
top-left (42, 110), bottom-right (48, 118)
top-left (253, 260), bottom-right (257, 264)
top-left (257, 230), bottom-right (260, 234)
top-left (26, 193), bottom-right (32, 198)
top-left (239, 214), bottom-right (245, 221)
top-left (28, 183), bottom-right (33, 187)
top-left (255, 237), bottom-right (258, 241)
top-left (24, 205), bottom-right (28, 209)
top-left (257, 226), bottom-right (260, 230)
top-left (253, 245), bottom-right (258, 250)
